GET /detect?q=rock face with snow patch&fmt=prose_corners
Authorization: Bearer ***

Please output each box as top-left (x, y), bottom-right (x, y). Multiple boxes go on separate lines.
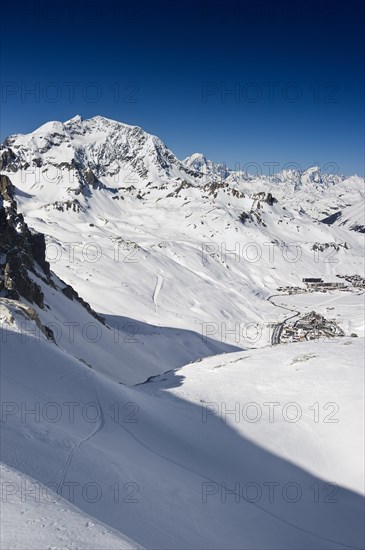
top-left (1, 115), bottom-right (363, 222)
top-left (321, 202), bottom-right (365, 234)
top-left (184, 152), bottom-right (230, 181)
top-left (0, 174), bottom-right (103, 325)
top-left (0, 116), bottom-right (201, 207)
top-left (0, 175), bottom-right (49, 307)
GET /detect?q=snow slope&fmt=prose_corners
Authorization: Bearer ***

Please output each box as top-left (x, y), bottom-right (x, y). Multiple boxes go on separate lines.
top-left (1, 115), bottom-right (364, 549)
top-left (1, 311), bottom-right (364, 549)
top-left (0, 463), bottom-right (141, 550)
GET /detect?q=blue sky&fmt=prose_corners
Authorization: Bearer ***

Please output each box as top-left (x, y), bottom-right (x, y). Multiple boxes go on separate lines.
top-left (1, 0), bottom-right (364, 175)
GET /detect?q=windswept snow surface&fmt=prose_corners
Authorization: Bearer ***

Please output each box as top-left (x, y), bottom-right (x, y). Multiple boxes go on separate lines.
top-left (0, 464), bottom-right (142, 550)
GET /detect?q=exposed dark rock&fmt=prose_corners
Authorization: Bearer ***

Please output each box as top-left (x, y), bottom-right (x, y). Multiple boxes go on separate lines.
top-left (311, 242), bottom-right (348, 252)
top-left (0, 148), bottom-right (18, 171)
top-left (239, 211), bottom-right (251, 224)
top-left (348, 224), bottom-right (365, 233)
top-left (239, 210), bottom-right (266, 227)
top-left (82, 167), bottom-right (104, 190)
top-left (0, 175), bottom-right (105, 324)
top-left (251, 192), bottom-right (277, 206)
top-left (29, 232), bottom-right (50, 275)
top-left (167, 180), bottom-right (194, 198)
top-left (61, 284), bottom-right (105, 324)
top-left (0, 175), bottom-right (47, 308)
top-left (0, 173), bottom-right (15, 200)
top-left (320, 211), bottom-right (342, 225)
top-left (43, 199), bottom-right (84, 213)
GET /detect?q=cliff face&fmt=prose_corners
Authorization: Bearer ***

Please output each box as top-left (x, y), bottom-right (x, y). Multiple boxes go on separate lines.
top-left (0, 174), bottom-right (105, 324)
top-left (0, 175), bottom-right (50, 307)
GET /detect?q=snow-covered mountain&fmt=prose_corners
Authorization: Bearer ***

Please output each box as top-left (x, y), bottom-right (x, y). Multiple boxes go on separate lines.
top-left (2, 115), bottom-right (363, 215)
top-left (0, 174), bottom-right (237, 384)
top-left (0, 115), bottom-right (200, 202)
top-left (1, 115), bottom-right (364, 549)
top-left (184, 152), bottom-right (231, 181)
top-left (321, 201), bottom-right (365, 233)
top-left (0, 114), bottom-right (364, 365)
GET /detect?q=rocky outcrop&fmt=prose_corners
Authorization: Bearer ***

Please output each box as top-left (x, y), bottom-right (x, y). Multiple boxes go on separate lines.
top-left (0, 298), bottom-right (55, 341)
top-left (42, 199), bottom-right (84, 213)
top-left (348, 223), bottom-right (365, 234)
top-left (166, 180), bottom-right (194, 198)
top-left (0, 175), bottom-right (49, 307)
top-left (320, 211), bottom-right (342, 225)
top-left (0, 174), bottom-right (105, 324)
top-left (0, 147), bottom-right (18, 172)
top-left (61, 284), bottom-right (105, 324)
top-left (239, 210), bottom-right (267, 227)
top-left (29, 233), bottom-right (50, 275)
top-left (238, 192), bottom-right (278, 227)
top-left (82, 167), bottom-right (103, 189)
top-left (251, 192), bottom-right (277, 207)
top-left (311, 242), bottom-right (349, 252)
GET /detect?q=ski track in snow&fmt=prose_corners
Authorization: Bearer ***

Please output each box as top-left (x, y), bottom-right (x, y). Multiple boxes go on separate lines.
top-left (56, 370), bottom-right (105, 494)
top-left (48, 352), bottom-right (359, 550)
top-left (153, 273), bottom-right (163, 313)
top-left (300, 418), bottom-right (333, 475)
top-left (100, 395), bottom-right (359, 550)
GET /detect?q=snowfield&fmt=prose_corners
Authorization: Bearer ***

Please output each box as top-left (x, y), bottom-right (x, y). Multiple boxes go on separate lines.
top-left (1, 115), bottom-right (364, 549)
top-left (1, 318), bottom-right (364, 549)
top-left (0, 464), bottom-right (141, 550)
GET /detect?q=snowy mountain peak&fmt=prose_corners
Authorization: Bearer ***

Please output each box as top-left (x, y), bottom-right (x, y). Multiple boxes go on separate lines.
top-left (65, 114), bottom-right (83, 124)
top-left (184, 152), bottom-right (230, 180)
top-left (184, 152), bottom-right (207, 164)
top-left (29, 119), bottom-right (67, 137)
top-left (0, 116), bottom-right (203, 204)
top-left (0, 116), bottom-right (364, 225)
top-left (64, 114), bottom-right (142, 133)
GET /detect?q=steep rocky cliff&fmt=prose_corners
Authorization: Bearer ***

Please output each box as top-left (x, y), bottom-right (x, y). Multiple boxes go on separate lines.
top-left (0, 175), bottom-right (49, 307)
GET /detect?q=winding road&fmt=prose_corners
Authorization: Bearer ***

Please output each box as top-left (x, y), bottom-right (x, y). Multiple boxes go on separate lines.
top-left (267, 295), bottom-right (300, 345)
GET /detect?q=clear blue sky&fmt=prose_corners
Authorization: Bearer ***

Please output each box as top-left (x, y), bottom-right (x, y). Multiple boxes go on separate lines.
top-left (1, 0), bottom-right (364, 175)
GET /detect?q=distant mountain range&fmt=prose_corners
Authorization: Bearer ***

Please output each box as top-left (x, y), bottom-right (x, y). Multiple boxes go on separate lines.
top-left (1, 116), bottom-right (363, 353)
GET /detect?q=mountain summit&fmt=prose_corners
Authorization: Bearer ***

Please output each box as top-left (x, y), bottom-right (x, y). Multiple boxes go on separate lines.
top-left (0, 115), bottom-right (201, 200)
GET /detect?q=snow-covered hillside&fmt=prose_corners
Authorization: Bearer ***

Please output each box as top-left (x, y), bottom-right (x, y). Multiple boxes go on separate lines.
top-left (1, 317), bottom-right (364, 549)
top-left (0, 173), bottom-right (238, 385)
top-left (0, 116), bottom-right (363, 346)
top-left (1, 115), bottom-right (364, 549)
top-left (0, 464), bottom-right (141, 550)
